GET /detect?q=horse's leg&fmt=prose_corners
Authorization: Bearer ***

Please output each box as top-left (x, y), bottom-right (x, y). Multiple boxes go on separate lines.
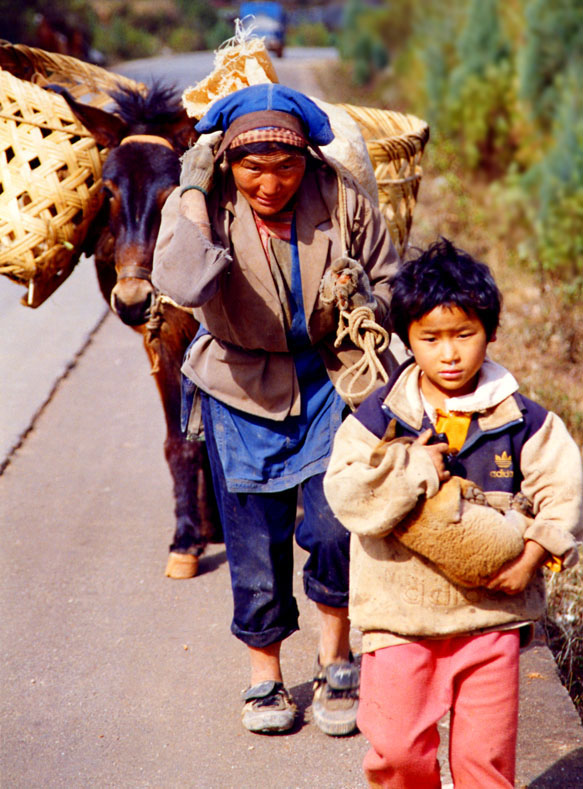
top-left (95, 240), bottom-right (219, 577)
top-left (143, 304), bottom-right (219, 578)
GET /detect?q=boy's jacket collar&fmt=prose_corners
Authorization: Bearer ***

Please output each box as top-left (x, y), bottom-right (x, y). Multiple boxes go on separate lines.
top-left (383, 361), bottom-right (524, 433)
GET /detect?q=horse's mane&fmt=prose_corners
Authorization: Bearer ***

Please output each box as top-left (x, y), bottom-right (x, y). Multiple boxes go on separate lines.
top-left (109, 81), bottom-right (184, 127)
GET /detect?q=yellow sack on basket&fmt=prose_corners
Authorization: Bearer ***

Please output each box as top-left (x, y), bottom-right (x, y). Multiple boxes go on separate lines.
top-left (182, 22), bottom-right (279, 119)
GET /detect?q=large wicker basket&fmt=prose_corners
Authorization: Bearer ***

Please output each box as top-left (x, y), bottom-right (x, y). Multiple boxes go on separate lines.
top-left (0, 43), bottom-right (143, 307)
top-left (338, 104), bottom-right (430, 259)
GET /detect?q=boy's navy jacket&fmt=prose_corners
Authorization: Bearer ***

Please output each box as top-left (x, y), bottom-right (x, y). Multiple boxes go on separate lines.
top-left (356, 357), bottom-right (548, 496)
top-left (323, 358), bottom-right (583, 642)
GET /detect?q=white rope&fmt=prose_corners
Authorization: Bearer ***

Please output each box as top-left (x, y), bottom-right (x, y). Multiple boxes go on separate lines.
top-left (331, 174), bottom-right (391, 409)
top-left (334, 305), bottom-right (390, 410)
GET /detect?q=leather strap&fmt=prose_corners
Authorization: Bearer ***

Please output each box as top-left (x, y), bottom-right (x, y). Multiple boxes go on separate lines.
top-left (116, 265), bottom-right (152, 281)
top-left (120, 134), bottom-right (174, 150)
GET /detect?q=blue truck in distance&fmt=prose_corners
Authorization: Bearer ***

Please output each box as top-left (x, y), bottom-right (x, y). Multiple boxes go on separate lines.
top-left (240, 1), bottom-right (286, 58)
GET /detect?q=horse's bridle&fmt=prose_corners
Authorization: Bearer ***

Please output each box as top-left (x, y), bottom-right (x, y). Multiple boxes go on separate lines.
top-left (116, 265), bottom-right (153, 282)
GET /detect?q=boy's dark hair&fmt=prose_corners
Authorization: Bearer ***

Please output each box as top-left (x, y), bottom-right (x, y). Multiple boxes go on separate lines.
top-left (390, 238), bottom-right (502, 348)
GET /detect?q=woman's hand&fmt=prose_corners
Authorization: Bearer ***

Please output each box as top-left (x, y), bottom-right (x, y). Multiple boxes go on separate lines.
top-left (414, 428), bottom-right (451, 483)
top-left (179, 131), bottom-right (222, 196)
top-left (485, 540), bottom-right (548, 595)
top-left (320, 256), bottom-right (376, 310)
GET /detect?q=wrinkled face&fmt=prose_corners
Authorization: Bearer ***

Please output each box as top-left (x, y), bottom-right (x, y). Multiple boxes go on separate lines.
top-left (230, 151), bottom-right (306, 217)
top-left (408, 305), bottom-right (492, 406)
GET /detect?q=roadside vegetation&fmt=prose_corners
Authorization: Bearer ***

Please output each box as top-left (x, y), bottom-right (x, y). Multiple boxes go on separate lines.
top-left (318, 0), bottom-right (583, 720)
top-left (1, 0), bottom-right (233, 61)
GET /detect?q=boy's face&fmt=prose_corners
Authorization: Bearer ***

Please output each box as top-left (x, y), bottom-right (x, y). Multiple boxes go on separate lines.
top-left (408, 305), bottom-right (491, 406)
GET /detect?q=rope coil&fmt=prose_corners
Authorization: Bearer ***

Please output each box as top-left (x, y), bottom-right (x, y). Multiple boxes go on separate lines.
top-left (328, 173), bottom-right (391, 409)
top-left (334, 305), bottom-right (390, 410)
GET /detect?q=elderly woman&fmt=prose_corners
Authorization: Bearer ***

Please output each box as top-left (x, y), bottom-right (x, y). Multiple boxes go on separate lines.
top-left (153, 84), bottom-right (399, 735)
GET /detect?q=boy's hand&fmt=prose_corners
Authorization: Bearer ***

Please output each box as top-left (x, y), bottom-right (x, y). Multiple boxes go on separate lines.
top-left (415, 428), bottom-right (451, 483)
top-left (485, 540), bottom-right (548, 595)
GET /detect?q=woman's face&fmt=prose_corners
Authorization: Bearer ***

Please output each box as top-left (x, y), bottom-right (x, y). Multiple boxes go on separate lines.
top-left (230, 151), bottom-right (306, 217)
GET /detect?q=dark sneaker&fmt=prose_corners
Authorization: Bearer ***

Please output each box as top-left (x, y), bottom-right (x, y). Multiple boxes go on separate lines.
top-left (312, 658), bottom-right (359, 736)
top-left (241, 680), bottom-right (297, 733)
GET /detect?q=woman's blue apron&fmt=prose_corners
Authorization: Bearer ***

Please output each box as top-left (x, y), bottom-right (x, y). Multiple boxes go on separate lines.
top-left (181, 218), bottom-right (345, 493)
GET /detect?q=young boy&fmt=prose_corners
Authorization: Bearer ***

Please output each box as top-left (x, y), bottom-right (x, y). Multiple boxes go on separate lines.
top-left (324, 238), bottom-right (582, 788)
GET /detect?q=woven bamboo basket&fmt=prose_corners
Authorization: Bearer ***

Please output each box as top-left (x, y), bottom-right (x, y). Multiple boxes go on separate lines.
top-left (0, 41), bottom-right (144, 110)
top-left (339, 104), bottom-right (430, 258)
top-left (0, 43), bottom-right (144, 307)
top-left (0, 68), bottom-right (107, 306)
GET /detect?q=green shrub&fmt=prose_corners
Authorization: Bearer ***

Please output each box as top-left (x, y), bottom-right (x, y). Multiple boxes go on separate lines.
top-left (518, 0), bottom-right (583, 127)
top-left (205, 20), bottom-right (235, 52)
top-left (338, 0), bottom-right (390, 86)
top-left (290, 22), bottom-right (331, 48)
top-left (166, 26), bottom-right (205, 53)
top-left (439, 0), bottom-right (517, 172)
top-left (446, 60), bottom-right (518, 173)
top-left (94, 16), bottom-right (158, 60)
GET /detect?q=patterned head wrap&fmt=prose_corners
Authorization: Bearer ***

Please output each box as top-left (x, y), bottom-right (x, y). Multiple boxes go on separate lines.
top-left (195, 84), bottom-right (334, 159)
top-left (228, 126), bottom-right (307, 151)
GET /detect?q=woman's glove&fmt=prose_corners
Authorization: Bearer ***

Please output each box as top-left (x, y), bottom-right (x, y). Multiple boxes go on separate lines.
top-left (320, 255), bottom-right (376, 311)
top-left (179, 131), bottom-right (222, 197)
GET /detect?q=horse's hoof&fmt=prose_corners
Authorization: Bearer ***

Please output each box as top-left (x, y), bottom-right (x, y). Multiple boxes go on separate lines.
top-left (165, 552), bottom-right (199, 579)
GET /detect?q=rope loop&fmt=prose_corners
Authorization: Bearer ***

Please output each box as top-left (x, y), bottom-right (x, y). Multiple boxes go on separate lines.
top-left (334, 306), bottom-right (390, 410)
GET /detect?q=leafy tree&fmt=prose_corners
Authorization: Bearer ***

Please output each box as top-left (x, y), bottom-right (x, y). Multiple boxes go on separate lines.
top-left (518, 0), bottom-right (583, 126)
top-left (338, 0), bottom-right (390, 85)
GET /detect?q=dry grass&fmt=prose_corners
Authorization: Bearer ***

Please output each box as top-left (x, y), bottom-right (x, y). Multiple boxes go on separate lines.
top-left (543, 554), bottom-right (583, 721)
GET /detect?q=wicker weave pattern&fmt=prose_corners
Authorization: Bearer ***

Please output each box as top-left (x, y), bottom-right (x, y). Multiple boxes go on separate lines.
top-left (0, 43), bottom-right (146, 306)
top-left (338, 104), bottom-right (429, 258)
top-left (0, 69), bottom-right (107, 306)
top-left (0, 42), bottom-right (144, 110)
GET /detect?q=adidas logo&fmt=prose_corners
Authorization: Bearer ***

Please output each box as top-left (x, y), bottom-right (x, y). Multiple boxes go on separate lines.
top-left (495, 451), bottom-right (512, 469)
top-left (490, 450), bottom-right (513, 478)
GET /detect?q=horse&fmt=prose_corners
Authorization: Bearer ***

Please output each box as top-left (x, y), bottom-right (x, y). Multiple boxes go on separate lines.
top-left (51, 81), bottom-right (220, 579)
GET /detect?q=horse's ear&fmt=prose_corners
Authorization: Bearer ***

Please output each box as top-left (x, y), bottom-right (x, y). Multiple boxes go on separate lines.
top-left (168, 110), bottom-right (198, 153)
top-left (44, 84), bottom-right (128, 149)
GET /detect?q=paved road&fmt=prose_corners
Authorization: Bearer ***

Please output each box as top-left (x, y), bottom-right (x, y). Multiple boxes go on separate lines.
top-left (112, 47), bottom-right (337, 93)
top-left (1, 49), bottom-right (582, 787)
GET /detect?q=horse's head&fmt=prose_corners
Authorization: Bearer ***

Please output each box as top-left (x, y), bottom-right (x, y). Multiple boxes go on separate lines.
top-left (102, 138), bottom-right (180, 325)
top-left (50, 83), bottom-right (196, 326)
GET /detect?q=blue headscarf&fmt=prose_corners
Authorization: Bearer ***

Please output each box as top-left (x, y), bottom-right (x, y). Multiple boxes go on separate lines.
top-left (195, 84), bottom-right (334, 147)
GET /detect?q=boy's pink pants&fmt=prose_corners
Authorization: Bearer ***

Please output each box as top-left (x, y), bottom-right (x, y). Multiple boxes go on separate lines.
top-left (357, 630), bottom-right (520, 788)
